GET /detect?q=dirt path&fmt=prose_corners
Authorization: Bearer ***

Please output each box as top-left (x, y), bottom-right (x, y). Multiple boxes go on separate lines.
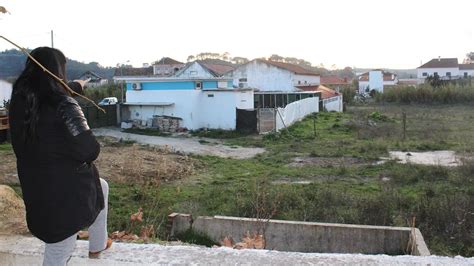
top-left (93, 128), bottom-right (265, 159)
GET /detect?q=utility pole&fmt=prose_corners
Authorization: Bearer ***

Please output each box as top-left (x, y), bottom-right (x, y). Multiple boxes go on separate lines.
top-left (50, 30), bottom-right (54, 48)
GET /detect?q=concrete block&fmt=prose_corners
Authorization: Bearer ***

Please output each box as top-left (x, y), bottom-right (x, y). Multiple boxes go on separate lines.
top-left (169, 213), bottom-right (193, 238)
top-left (175, 215), bottom-right (431, 256)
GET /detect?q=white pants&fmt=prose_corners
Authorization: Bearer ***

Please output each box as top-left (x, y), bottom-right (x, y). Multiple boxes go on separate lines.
top-left (43, 178), bottom-right (109, 266)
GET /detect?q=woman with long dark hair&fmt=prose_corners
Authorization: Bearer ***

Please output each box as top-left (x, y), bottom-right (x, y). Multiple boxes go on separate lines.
top-left (9, 47), bottom-right (111, 265)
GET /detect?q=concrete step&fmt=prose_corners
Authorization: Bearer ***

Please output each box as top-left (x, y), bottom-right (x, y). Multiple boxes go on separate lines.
top-left (1, 235), bottom-right (473, 265)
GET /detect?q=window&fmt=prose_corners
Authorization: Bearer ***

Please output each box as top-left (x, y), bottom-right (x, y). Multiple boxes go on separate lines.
top-left (207, 94), bottom-right (214, 98)
top-left (195, 81), bottom-right (202, 89)
top-left (446, 72), bottom-right (451, 77)
top-left (217, 81), bottom-right (227, 88)
top-left (190, 71), bottom-right (198, 76)
top-left (304, 81), bottom-right (307, 84)
top-left (238, 78), bottom-right (247, 82)
top-left (422, 72), bottom-right (428, 77)
top-left (465, 72), bottom-right (468, 78)
top-left (434, 72), bottom-right (438, 77)
top-left (298, 80), bottom-right (301, 85)
top-left (288, 94), bottom-right (296, 103)
top-left (276, 94), bottom-right (284, 107)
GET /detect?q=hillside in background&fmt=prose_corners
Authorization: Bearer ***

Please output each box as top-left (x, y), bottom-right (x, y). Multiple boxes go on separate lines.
top-left (2, 49), bottom-right (418, 81)
top-left (0, 49), bottom-right (116, 80)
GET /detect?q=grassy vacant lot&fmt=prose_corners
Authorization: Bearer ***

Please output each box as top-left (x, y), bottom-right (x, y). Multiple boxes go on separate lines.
top-left (103, 104), bottom-right (472, 256)
top-left (1, 104), bottom-right (472, 256)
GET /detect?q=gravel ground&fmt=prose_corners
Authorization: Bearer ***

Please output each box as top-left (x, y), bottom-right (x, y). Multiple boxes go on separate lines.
top-left (93, 128), bottom-right (265, 159)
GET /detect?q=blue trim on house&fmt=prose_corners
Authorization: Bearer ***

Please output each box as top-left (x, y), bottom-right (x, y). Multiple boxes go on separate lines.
top-left (203, 81), bottom-right (218, 89)
top-left (127, 81), bottom-right (195, 91)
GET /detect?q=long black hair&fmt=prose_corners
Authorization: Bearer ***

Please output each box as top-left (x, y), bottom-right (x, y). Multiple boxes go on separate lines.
top-left (10, 47), bottom-right (69, 141)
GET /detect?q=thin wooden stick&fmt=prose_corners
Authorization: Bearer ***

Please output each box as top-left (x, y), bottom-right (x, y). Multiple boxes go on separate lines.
top-left (0, 35), bottom-right (105, 113)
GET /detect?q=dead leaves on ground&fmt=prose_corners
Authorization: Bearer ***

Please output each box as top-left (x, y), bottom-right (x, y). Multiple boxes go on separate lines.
top-left (219, 232), bottom-right (265, 250)
top-left (80, 207), bottom-right (154, 242)
top-left (130, 207), bottom-right (143, 223)
top-left (0, 6), bottom-right (9, 14)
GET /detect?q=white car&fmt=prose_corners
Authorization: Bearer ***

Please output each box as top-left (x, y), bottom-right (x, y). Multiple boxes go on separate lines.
top-left (98, 97), bottom-right (118, 106)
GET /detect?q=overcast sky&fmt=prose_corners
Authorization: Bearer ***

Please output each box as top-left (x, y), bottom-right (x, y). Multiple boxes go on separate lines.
top-left (1, 0), bottom-right (473, 69)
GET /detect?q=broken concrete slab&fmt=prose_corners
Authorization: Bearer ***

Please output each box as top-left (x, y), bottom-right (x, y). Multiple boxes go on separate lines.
top-left (387, 151), bottom-right (461, 167)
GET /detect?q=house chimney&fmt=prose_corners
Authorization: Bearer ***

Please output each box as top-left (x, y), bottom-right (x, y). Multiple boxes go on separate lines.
top-left (438, 56), bottom-right (441, 62)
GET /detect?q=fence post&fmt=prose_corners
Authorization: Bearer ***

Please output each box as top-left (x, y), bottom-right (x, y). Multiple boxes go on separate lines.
top-left (116, 103), bottom-right (121, 126)
top-left (402, 112), bottom-right (407, 141)
top-left (313, 113), bottom-right (317, 137)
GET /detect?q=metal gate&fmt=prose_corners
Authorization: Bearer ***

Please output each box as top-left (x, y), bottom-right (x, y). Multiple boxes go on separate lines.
top-left (236, 108), bottom-right (257, 133)
top-left (82, 104), bottom-right (117, 128)
top-left (257, 108), bottom-right (276, 133)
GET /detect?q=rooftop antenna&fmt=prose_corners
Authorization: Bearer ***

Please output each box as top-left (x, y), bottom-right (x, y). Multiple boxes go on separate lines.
top-left (51, 30), bottom-right (54, 48)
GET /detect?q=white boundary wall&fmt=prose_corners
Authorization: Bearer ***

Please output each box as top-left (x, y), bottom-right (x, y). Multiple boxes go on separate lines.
top-left (276, 97), bottom-right (318, 131)
top-left (323, 95), bottom-right (343, 112)
top-left (0, 80), bottom-right (12, 107)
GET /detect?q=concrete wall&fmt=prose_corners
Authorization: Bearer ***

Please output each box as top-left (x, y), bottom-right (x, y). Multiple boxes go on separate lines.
top-left (293, 74), bottom-right (320, 86)
top-left (275, 97), bottom-right (318, 131)
top-left (323, 95), bottom-right (343, 112)
top-left (169, 214), bottom-right (430, 256)
top-left (0, 80), bottom-right (12, 106)
top-left (369, 71), bottom-right (384, 93)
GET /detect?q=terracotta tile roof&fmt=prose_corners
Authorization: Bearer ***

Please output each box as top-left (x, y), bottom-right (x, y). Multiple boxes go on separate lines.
top-left (358, 70), bottom-right (397, 82)
top-left (153, 57), bottom-right (183, 65)
top-left (114, 67), bottom-right (154, 76)
top-left (320, 76), bottom-right (349, 85)
top-left (201, 63), bottom-right (235, 76)
top-left (258, 59), bottom-right (320, 76)
top-left (418, 58), bottom-right (459, 69)
top-left (459, 64), bottom-right (474, 70)
top-left (296, 85), bottom-right (339, 99)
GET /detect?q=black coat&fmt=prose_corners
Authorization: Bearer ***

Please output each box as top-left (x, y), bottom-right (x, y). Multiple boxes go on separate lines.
top-left (9, 90), bottom-right (104, 243)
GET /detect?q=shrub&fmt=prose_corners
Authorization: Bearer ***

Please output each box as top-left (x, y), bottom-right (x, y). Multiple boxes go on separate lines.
top-left (376, 84), bottom-right (474, 104)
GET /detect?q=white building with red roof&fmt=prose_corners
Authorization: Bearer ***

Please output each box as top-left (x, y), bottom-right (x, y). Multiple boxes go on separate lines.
top-left (417, 57), bottom-right (460, 83)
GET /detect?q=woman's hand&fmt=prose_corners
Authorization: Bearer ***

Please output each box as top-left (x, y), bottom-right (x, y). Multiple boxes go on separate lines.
top-left (73, 78), bottom-right (91, 89)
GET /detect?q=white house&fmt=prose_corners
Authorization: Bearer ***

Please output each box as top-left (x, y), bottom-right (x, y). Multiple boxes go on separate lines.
top-left (417, 58), bottom-right (460, 83)
top-left (0, 80), bottom-right (12, 107)
top-left (226, 59), bottom-right (321, 108)
top-left (152, 57), bottom-right (185, 76)
top-left (228, 59), bottom-right (320, 91)
top-left (358, 70), bottom-right (398, 93)
top-left (175, 60), bottom-right (235, 79)
top-left (114, 77), bottom-right (253, 130)
top-left (459, 64), bottom-right (474, 78)
top-left (78, 71), bottom-right (108, 87)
